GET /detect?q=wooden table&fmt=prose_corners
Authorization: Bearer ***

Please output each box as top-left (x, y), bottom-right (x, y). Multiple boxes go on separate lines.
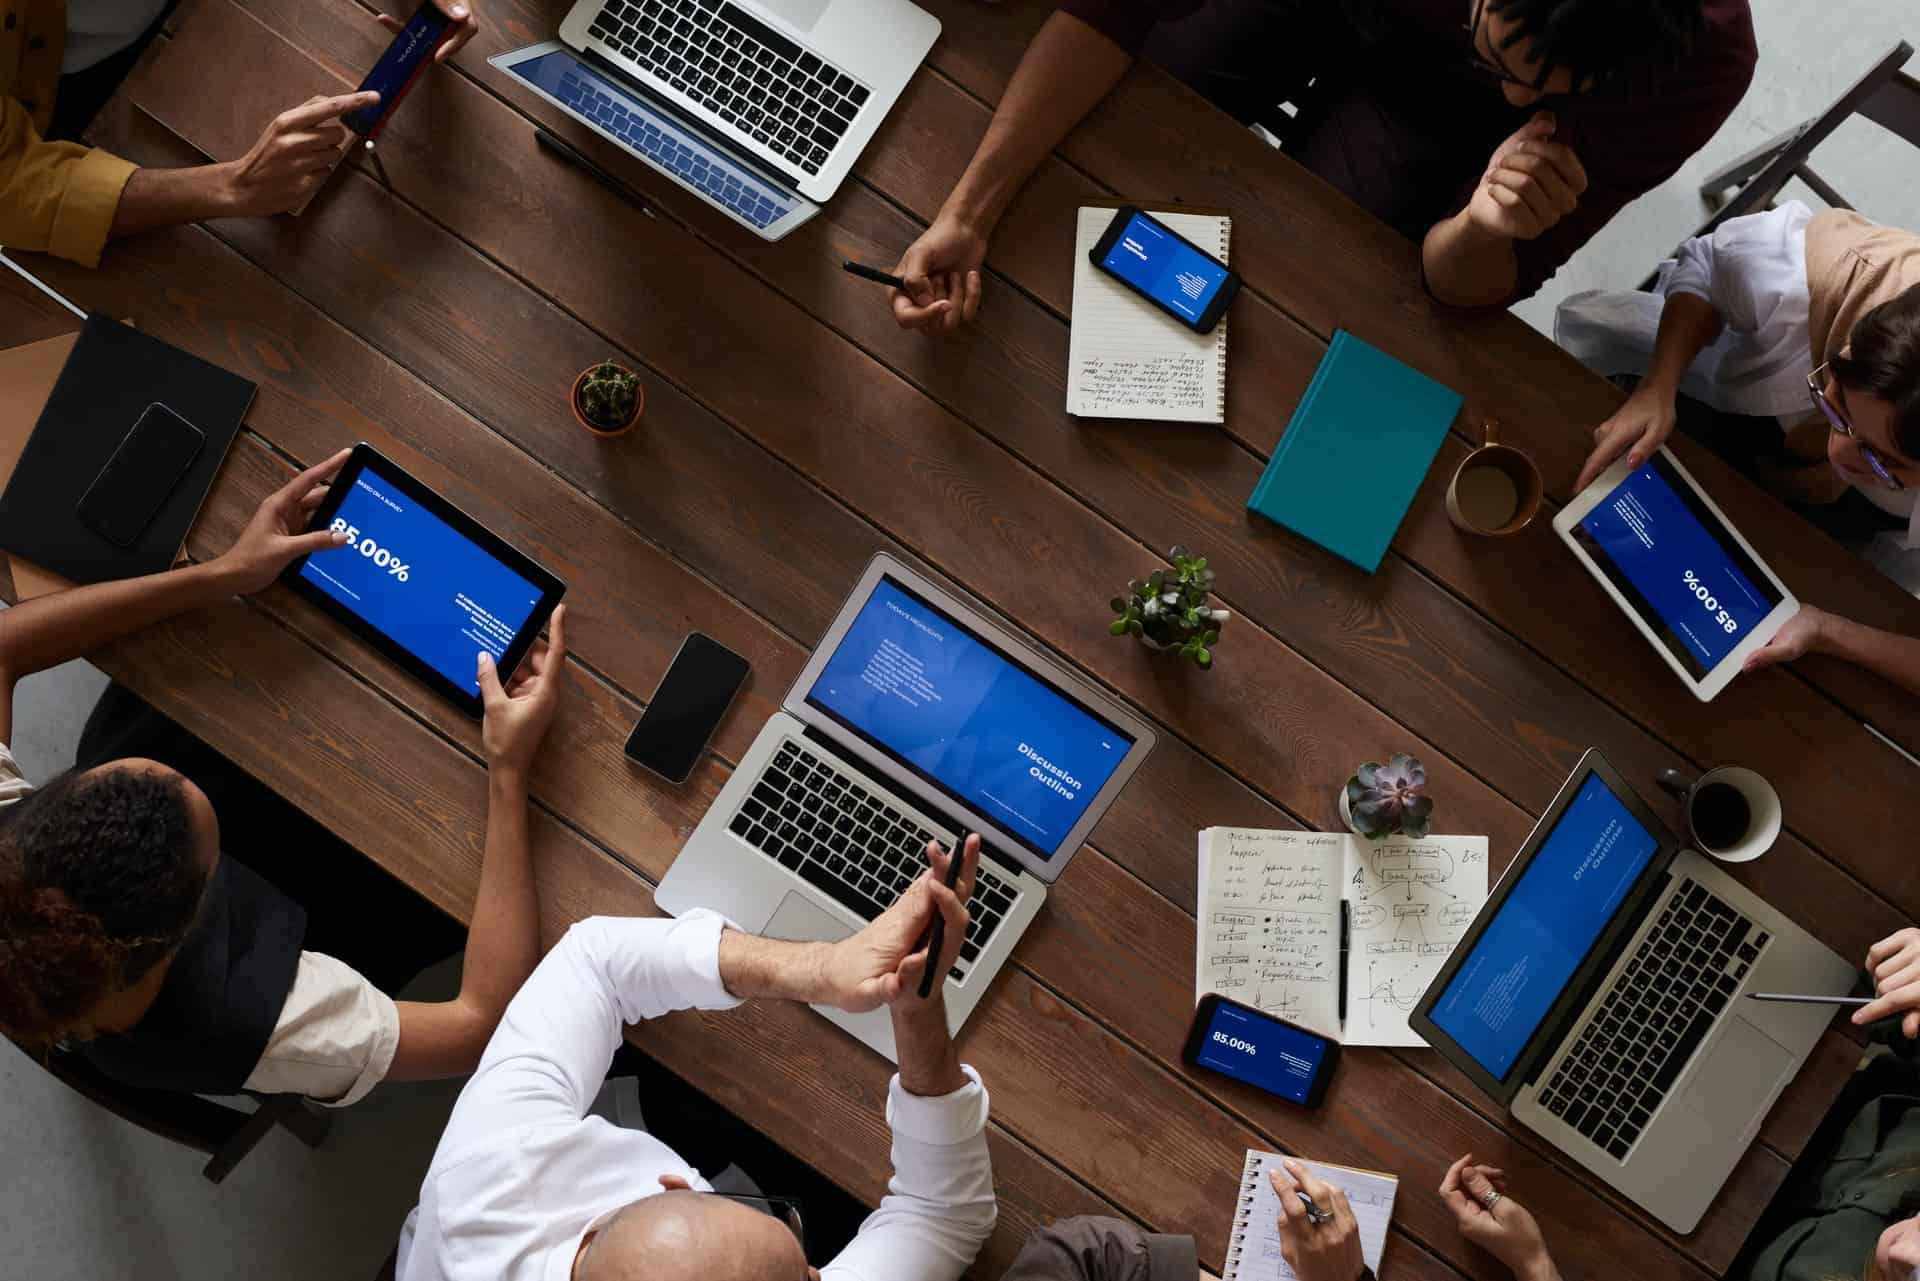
top-left (9, 0), bottom-right (1920, 1275)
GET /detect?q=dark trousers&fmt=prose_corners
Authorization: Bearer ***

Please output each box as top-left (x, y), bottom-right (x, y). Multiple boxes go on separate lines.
top-left (76, 683), bottom-right (466, 995)
top-left (47, 0), bottom-right (182, 144)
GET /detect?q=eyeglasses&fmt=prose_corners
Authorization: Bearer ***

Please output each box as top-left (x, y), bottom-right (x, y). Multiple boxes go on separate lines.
top-left (1809, 361), bottom-right (1906, 492)
top-left (714, 1192), bottom-right (808, 1250)
top-left (1461, 0), bottom-right (1534, 88)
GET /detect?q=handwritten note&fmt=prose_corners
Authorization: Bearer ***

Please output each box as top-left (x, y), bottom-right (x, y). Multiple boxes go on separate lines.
top-left (1197, 829), bottom-right (1345, 1036)
top-left (1341, 835), bottom-right (1489, 1047)
top-left (1227, 1151), bottom-right (1396, 1281)
top-left (1067, 207), bottom-right (1229, 423)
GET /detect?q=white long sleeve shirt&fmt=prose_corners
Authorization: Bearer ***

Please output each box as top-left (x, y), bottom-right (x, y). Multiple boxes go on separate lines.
top-left (394, 911), bottom-right (997, 1281)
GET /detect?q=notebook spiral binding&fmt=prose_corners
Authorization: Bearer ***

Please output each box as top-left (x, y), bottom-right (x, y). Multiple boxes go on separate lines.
top-left (1222, 1149), bottom-right (1261, 1281)
top-left (1213, 222), bottom-right (1232, 413)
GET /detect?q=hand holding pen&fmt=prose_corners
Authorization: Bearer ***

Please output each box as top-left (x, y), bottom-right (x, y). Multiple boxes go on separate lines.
top-left (1270, 1158), bottom-right (1365, 1281)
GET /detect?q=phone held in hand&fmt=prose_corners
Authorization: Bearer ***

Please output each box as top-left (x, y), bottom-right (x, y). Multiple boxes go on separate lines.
top-left (1182, 993), bottom-right (1340, 1108)
top-left (1088, 205), bottom-right (1243, 335)
top-left (624, 633), bottom-right (752, 783)
top-left (343, 2), bottom-right (456, 137)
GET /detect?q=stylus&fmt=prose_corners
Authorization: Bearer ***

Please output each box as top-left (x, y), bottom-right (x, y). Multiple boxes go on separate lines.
top-left (535, 127), bottom-right (660, 221)
top-left (914, 835), bottom-right (971, 1001)
top-left (843, 260), bottom-right (909, 291)
top-left (1745, 992), bottom-right (1871, 1006)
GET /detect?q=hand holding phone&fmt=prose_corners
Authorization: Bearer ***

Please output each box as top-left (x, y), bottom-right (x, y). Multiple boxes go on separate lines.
top-left (1183, 993), bottom-right (1339, 1107)
top-left (345, 2), bottom-right (463, 137)
top-left (1089, 206), bottom-right (1242, 334)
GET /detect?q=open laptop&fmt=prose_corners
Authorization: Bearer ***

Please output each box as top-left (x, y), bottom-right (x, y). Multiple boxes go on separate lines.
top-left (490, 0), bottom-right (939, 240)
top-left (1410, 750), bottom-right (1854, 1234)
top-left (657, 554), bottom-right (1156, 1060)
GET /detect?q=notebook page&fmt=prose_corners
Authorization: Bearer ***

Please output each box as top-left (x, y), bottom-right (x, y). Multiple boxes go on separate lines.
top-left (1227, 1150), bottom-right (1396, 1281)
top-left (1196, 828), bottom-right (1343, 1036)
top-left (1340, 835), bottom-right (1489, 1047)
top-left (1068, 207), bottom-right (1229, 423)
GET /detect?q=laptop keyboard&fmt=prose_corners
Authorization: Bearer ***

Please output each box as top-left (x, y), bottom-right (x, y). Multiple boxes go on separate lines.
top-left (726, 738), bottom-right (1021, 981)
top-left (1538, 879), bottom-right (1770, 1162)
top-left (588, 0), bottom-right (872, 177)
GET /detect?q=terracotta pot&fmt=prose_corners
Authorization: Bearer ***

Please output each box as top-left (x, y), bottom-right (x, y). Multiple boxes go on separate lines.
top-left (571, 366), bottom-right (644, 437)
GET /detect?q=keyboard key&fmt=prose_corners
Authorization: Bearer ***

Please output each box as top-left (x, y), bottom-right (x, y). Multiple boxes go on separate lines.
top-left (799, 51), bottom-right (821, 73)
top-left (729, 813), bottom-right (751, 837)
top-left (849, 83), bottom-right (869, 105)
top-left (1607, 1138), bottom-right (1631, 1160)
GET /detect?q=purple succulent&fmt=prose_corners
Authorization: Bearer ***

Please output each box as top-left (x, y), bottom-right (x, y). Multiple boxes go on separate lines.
top-left (1345, 753), bottom-right (1432, 840)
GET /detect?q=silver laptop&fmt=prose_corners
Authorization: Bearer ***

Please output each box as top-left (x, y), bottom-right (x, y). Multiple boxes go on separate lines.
top-left (490, 0), bottom-right (939, 240)
top-left (658, 554), bottom-right (1156, 1060)
top-left (1410, 750), bottom-right (1854, 1234)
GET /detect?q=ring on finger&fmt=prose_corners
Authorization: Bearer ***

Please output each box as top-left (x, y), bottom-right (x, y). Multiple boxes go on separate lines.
top-left (1480, 1188), bottom-right (1502, 1212)
top-left (1305, 1204), bottom-right (1335, 1226)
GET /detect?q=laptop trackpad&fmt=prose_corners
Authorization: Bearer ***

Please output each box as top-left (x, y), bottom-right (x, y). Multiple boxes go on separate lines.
top-left (754, 0), bottom-right (831, 35)
top-left (1681, 1018), bottom-right (1795, 1134)
top-left (764, 892), bottom-right (856, 944)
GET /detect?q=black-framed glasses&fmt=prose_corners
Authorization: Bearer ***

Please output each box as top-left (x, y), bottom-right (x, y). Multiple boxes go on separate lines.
top-left (1809, 361), bottom-right (1906, 492)
top-left (1461, 0), bottom-right (1532, 87)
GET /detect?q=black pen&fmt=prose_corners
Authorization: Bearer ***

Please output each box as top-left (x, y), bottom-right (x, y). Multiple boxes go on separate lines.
top-left (843, 260), bottom-right (908, 290)
top-left (1746, 992), bottom-right (1871, 1007)
top-left (914, 834), bottom-right (972, 999)
top-left (535, 127), bottom-right (659, 220)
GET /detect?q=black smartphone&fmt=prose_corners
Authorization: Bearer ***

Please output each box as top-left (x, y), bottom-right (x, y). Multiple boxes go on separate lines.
top-left (1088, 205), bottom-right (1242, 334)
top-left (1182, 993), bottom-right (1340, 1107)
top-left (624, 633), bottom-right (752, 783)
top-left (343, 2), bottom-right (455, 137)
top-left (75, 402), bottom-right (205, 548)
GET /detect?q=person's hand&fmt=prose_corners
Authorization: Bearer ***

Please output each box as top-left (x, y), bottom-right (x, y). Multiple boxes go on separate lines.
top-left (1576, 382), bottom-right (1677, 491)
top-left (1271, 1159), bottom-right (1366, 1281)
top-left (1440, 1156), bottom-right (1555, 1280)
top-left (214, 447), bottom-right (355, 593)
top-left (218, 93), bottom-right (378, 217)
top-left (375, 0), bottom-right (479, 62)
top-left (1742, 604), bottom-right (1832, 675)
top-left (818, 834), bottom-right (978, 1012)
top-left (1465, 111), bottom-right (1588, 244)
top-left (1856, 927), bottom-right (1920, 1039)
top-left (890, 214), bottom-right (987, 335)
top-left (478, 605), bottom-right (567, 777)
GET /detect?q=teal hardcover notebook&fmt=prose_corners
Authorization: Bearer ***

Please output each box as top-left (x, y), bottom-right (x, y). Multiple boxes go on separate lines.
top-left (1246, 331), bottom-right (1462, 573)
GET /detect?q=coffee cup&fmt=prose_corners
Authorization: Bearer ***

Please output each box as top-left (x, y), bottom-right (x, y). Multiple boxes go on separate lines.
top-left (1446, 419), bottom-right (1543, 537)
top-left (1655, 765), bottom-right (1782, 863)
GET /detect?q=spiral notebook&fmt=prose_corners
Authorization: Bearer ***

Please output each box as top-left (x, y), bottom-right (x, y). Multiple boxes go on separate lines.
top-left (1226, 1150), bottom-right (1397, 1281)
top-left (1067, 206), bottom-right (1230, 423)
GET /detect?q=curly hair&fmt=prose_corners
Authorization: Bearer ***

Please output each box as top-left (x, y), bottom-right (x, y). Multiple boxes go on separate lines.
top-left (1831, 283), bottom-right (1920, 460)
top-left (1485, 0), bottom-right (1709, 91)
top-left (0, 765), bottom-right (208, 1045)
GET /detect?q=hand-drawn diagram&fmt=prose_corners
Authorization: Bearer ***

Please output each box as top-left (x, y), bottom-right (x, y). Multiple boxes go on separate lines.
top-left (1342, 837), bottom-right (1489, 1045)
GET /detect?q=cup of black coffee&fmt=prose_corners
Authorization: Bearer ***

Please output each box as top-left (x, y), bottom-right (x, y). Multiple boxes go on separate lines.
top-left (1655, 765), bottom-right (1782, 863)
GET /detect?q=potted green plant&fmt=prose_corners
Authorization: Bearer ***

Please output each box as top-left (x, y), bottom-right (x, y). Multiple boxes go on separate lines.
top-left (1341, 753), bottom-right (1432, 840)
top-left (572, 359), bottom-right (644, 436)
top-left (1109, 545), bottom-right (1229, 669)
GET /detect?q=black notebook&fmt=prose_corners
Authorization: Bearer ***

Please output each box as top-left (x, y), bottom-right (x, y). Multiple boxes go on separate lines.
top-left (0, 317), bottom-right (255, 584)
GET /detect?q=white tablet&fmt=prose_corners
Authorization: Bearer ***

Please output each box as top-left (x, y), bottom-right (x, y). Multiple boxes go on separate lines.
top-left (1552, 448), bottom-right (1799, 702)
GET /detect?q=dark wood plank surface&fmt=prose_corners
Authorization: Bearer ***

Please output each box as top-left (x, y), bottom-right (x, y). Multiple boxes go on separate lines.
top-left (9, 0), bottom-right (1913, 1274)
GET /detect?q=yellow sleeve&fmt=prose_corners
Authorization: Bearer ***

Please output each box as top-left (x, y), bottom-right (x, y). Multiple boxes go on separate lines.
top-left (0, 95), bottom-right (136, 268)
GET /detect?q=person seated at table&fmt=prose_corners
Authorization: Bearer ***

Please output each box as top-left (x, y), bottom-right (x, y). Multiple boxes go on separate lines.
top-left (1562, 204), bottom-right (1920, 694)
top-left (883, 0), bottom-right (1754, 331)
top-left (1433, 925), bottom-right (1920, 1281)
top-left (0, 447), bottom-right (563, 1106)
top-left (0, 0), bottom-right (477, 268)
top-left (394, 836), bottom-right (996, 1281)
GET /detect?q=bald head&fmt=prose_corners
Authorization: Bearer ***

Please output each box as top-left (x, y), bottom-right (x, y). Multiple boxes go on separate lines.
top-left (576, 1190), bottom-right (809, 1281)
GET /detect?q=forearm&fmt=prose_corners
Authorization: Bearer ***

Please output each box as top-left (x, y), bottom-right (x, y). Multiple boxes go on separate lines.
top-left (1513, 1254), bottom-right (1563, 1281)
top-left (1422, 210), bottom-right (1520, 308)
top-left (718, 927), bottom-right (833, 1003)
top-left (1814, 613), bottom-right (1920, 697)
top-left (110, 163), bottom-right (233, 238)
top-left (941, 12), bottom-right (1130, 234)
top-left (454, 769), bottom-right (542, 1019)
top-left (0, 556), bottom-right (238, 681)
top-left (892, 999), bottom-right (966, 1097)
top-left (1638, 291), bottom-right (1724, 398)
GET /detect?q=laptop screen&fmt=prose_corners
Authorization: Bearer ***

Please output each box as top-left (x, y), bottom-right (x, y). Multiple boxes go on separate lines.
top-left (804, 576), bottom-right (1135, 862)
top-left (1428, 772), bottom-right (1662, 1079)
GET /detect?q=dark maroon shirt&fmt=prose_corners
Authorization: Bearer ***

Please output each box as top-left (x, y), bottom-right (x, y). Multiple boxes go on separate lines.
top-left (1059, 0), bottom-right (1758, 301)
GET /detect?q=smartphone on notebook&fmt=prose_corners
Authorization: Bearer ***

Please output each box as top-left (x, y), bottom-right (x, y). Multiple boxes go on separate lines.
top-left (1089, 205), bottom-right (1242, 335)
top-left (75, 403), bottom-right (205, 548)
top-left (342, 2), bottom-right (456, 137)
top-left (1183, 994), bottom-right (1339, 1107)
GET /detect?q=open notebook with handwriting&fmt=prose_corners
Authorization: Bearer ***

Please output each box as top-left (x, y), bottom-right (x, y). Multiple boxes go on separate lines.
top-left (1067, 206), bottom-right (1230, 423)
top-left (1226, 1150), bottom-right (1396, 1281)
top-left (1196, 827), bottom-right (1489, 1047)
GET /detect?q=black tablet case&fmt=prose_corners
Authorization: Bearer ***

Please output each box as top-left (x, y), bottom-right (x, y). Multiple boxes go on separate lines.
top-left (0, 317), bottom-right (256, 584)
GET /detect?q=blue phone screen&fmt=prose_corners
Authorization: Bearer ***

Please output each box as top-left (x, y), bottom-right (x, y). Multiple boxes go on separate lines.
top-left (1098, 211), bottom-right (1231, 325)
top-left (1193, 1000), bottom-right (1331, 1104)
top-left (345, 4), bottom-right (452, 133)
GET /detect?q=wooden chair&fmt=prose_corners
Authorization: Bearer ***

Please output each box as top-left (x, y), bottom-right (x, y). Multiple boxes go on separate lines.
top-left (35, 1044), bottom-right (331, 1183)
top-left (1642, 41), bottom-right (1917, 285)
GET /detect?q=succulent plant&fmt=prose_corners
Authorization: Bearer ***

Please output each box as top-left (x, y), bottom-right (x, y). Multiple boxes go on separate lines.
top-left (1109, 544), bottom-right (1230, 669)
top-left (1345, 753), bottom-right (1432, 840)
top-left (578, 360), bottom-right (641, 430)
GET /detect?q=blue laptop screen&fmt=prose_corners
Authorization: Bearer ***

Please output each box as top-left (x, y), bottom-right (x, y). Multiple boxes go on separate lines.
top-left (1429, 773), bottom-right (1662, 1079)
top-left (805, 578), bottom-right (1134, 861)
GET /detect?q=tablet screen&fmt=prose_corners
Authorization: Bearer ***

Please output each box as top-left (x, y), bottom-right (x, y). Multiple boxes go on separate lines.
top-left (1571, 455), bottom-right (1783, 680)
top-left (298, 462), bottom-right (548, 697)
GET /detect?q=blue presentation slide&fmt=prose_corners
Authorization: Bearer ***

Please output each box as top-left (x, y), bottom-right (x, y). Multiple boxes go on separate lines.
top-left (299, 471), bottom-right (544, 695)
top-left (807, 579), bottom-right (1132, 856)
top-left (1100, 212), bottom-right (1229, 324)
top-left (1195, 1001), bottom-right (1326, 1104)
top-left (1577, 460), bottom-right (1777, 675)
top-left (1431, 774), bottom-right (1661, 1078)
